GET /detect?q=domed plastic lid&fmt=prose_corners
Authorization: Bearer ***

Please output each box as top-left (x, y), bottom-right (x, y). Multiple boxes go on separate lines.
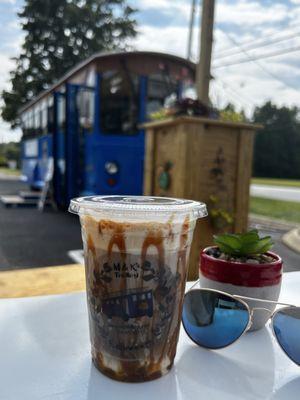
top-left (69, 195), bottom-right (207, 220)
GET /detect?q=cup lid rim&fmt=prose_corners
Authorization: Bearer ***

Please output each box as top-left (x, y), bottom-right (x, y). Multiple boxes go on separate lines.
top-left (69, 195), bottom-right (207, 219)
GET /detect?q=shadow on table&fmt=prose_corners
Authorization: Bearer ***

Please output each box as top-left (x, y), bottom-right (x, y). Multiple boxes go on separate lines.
top-left (271, 376), bottom-right (300, 400)
top-left (87, 328), bottom-right (276, 400)
top-left (176, 328), bottom-right (275, 400)
top-left (87, 363), bottom-right (180, 400)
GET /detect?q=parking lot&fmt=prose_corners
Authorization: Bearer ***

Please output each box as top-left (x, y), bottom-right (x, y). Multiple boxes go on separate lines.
top-left (1, 176), bottom-right (300, 272)
top-left (0, 177), bottom-right (82, 270)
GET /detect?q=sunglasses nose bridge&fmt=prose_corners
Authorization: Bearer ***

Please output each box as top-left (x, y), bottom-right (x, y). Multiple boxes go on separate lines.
top-left (246, 307), bottom-right (273, 330)
top-left (246, 309), bottom-right (255, 331)
top-left (250, 306), bottom-right (273, 321)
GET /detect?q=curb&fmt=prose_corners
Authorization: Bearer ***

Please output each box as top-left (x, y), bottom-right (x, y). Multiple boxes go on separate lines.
top-left (282, 228), bottom-right (300, 254)
top-left (249, 213), bottom-right (300, 232)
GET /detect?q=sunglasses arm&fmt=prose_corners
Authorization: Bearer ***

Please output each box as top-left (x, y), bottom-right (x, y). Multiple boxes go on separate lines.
top-left (190, 280), bottom-right (296, 308)
top-left (232, 294), bottom-right (295, 308)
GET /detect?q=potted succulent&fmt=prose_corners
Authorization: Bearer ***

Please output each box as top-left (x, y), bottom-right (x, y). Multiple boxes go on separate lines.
top-left (199, 230), bottom-right (283, 331)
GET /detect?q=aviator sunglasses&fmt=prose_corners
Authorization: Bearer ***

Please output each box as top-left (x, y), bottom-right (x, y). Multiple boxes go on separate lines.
top-left (182, 281), bottom-right (300, 366)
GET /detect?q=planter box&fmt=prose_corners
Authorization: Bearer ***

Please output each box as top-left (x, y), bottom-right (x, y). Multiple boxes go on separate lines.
top-left (142, 116), bottom-right (262, 280)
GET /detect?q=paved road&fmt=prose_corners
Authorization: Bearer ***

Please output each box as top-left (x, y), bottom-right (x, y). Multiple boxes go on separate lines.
top-left (0, 178), bottom-right (82, 270)
top-left (0, 176), bottom-right (300, 272)
top-left (251, 184), bottom-right (300, 202)
top-left (252, 228), bottom-right (300, 273)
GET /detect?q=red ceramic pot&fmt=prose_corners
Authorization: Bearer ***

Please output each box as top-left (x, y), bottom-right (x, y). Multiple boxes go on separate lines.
top-left (199, 246), bottom-right (283, 331)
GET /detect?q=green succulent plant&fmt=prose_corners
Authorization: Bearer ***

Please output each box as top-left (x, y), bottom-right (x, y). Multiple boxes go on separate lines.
top-left (213, 229), bottom-right (273, 257)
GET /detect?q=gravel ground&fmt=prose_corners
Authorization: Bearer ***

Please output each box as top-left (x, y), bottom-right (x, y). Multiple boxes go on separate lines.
top-left (0, 178), bottom-right (82, 270)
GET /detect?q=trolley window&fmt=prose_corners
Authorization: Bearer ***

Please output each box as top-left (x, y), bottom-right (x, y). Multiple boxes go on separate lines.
top-left (57, 95), bottom-right (66, 132)
top-left (21, 113), bottom-right (27, 137)
top-left (181, 80), bottom-right (197, 100)
top-left (28, 110), bottom-right (34, 137)
top-left (48, 97), bottom-right (54, 133)
top-left (33, 105), bottom-right (41, 133)
top-left (41, 100), bottom-right (48, 134)
top-left (77, 88), bottom-right (94, 130)
top-left (100, 70), bottom-right (139, 135)
top-left (24, 139), bottom-right (38, 158)
top-left (147, 73), bottom-right (180, 118)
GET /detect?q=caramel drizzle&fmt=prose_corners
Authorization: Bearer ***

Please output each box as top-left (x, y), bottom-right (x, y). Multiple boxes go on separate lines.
top-left (107, 227), bottom-right (126, 259)
top-left (159, 215), bottom-right (190, 364)
top-left (91, 217), bottom-right (191, 376)
top-left (87, 233), bottom-right (107, 296)
top-left (140, 230), bottom-right (165, 368)
top-left (178, 215), bottom-right (190, 267)
top-left (141, 231), bottom-right (165, 268)
top-left (87, 234), bottom-right (96, 255)
top-left (107, 224), bottom-right (127, 292)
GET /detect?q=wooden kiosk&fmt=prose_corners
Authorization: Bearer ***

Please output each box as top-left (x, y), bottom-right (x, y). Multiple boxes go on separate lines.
top-left (142, 116), bottom-right (261, 280)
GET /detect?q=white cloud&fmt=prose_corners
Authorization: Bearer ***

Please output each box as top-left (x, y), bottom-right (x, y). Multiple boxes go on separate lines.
top-left (133, 0), bottom-right (300, 116)
top-left (216, 0), bottom-right (289, 26)
top-left (1, 0), bottom-right (300, 143)
top-left (133, 24), bottom-right (193, 57)
top-left (0, 0), bottom-right (16, 4)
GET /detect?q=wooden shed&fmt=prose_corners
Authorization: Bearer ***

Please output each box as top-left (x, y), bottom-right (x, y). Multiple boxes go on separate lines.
top-left (142, 116), bottom-right (262, 280)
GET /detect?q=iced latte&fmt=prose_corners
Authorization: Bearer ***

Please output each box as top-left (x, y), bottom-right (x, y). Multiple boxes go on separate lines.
top-left (69, 196), bottom-right (207, 382)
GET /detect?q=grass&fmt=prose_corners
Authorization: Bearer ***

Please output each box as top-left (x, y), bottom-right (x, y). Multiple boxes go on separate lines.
top-left (252, 177), bottom-right (300, 188)
top-left (250, 196), bottom-right (300, 223)
top-left (0, 167), bottom-right (20, 176)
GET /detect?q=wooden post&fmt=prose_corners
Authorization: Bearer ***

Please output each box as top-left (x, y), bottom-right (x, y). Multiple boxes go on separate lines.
top-left (187, 0), bottom-right (197, 60)
top-left (234, 129), bottom-right (255, 233)
top-left (196, 0), bottom-right (215, 105)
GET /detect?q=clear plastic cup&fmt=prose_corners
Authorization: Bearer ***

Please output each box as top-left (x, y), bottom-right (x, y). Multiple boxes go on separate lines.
top-left (69, 195), bottom-right (207, 382)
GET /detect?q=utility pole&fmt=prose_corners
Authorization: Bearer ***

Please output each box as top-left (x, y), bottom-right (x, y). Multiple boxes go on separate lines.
top-left (187, 0), bottom-right (197, 60)
top-left (196, 0), bottom-right (215, 105)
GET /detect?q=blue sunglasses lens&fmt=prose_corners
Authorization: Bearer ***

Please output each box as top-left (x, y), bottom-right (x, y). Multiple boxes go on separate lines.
top-left (273, 307), bottom-right (300, 365)
top-left (182, 289), bottom-right (249, 349)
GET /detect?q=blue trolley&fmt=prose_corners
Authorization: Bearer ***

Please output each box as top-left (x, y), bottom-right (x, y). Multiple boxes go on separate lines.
top-left (19, 51), bottom-right (196, 208)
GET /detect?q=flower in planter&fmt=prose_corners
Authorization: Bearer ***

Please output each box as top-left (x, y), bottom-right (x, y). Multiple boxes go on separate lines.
top-left (199, 230), bottom-right (283, 331)
top-left (208, 195), bottom-right (233, 232)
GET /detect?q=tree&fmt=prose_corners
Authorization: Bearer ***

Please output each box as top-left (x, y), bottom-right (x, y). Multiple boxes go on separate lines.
top-left (0, 142), bottom-right (20, 167)
top-left (2, 0), bottom-right (137, 128)
top-left (219, 103), bottom-right (247, 123)
top-left (253, 101), bottom-right (300, 179)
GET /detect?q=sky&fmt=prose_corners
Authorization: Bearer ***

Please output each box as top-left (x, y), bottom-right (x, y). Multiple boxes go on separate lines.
top-left (1, 0), bottom-right (300, 142)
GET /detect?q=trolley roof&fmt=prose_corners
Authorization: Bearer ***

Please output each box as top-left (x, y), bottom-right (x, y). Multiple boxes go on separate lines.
top-left (19, 51), bottom-right (196, 115)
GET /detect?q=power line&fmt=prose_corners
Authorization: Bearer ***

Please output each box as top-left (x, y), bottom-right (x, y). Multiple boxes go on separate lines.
top-left (214, 32), bottom-right (299, 92)
top-left (215, 19), bottom-right (300, 56)
top-left (214, 43), bottom-right (300, 69)
top-left (215, 30), bottom-right (300, 60)
top-left (220, 80), bottom-right (256, 106)
top-left (213, 79), bottom-right (255, 109)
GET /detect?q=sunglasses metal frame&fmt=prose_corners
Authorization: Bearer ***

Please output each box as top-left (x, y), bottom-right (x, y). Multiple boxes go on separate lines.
top-left (183, 281), bottom-right (299, 365)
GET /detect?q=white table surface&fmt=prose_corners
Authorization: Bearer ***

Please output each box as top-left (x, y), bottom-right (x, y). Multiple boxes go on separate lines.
top-left (1, 273), bottom-right (300, 400)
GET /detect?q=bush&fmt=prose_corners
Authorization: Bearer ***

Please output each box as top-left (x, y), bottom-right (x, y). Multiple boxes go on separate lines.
top-left (0, 155), bottom-right (8, 167)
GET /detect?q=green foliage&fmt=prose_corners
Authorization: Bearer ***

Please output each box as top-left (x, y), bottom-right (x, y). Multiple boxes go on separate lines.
top-left (250, 196), bottom-right (300, 224)
top-left (2, 0), bottom-right (137, 128)
top-left (214, 229), bottom-right (273, 257)
top-left (0, 142), bottom-right (21, 167)
top-left (208, 195), bottom-right (233, 231)
top-left (253, 101), bottom-right (300, 179)
top-left (220, 103), bottom-right (247, 123)
top-left (0, 155), bottom-right (7, 167)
